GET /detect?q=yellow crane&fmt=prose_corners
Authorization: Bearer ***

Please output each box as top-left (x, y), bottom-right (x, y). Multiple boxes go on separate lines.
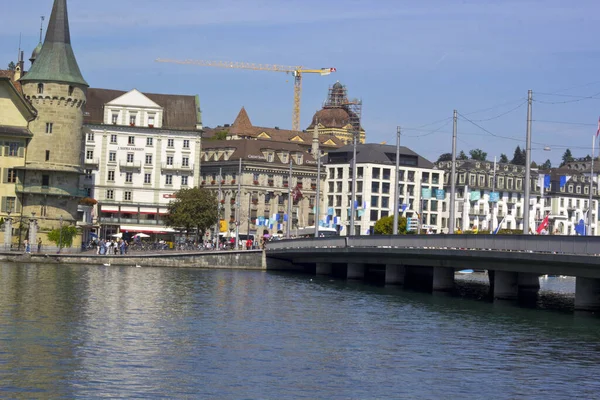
top-left (155, 58), bottom-right (336, 132)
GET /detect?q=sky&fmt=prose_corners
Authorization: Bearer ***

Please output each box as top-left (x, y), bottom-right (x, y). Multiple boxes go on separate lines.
top-left (2, 0), bottom-right (600, 167)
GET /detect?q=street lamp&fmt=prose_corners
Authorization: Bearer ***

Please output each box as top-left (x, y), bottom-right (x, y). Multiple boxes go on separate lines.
top-left (58, 215), bottom-right (63, 253)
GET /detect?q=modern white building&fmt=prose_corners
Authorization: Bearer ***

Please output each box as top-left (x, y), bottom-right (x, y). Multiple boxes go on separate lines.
top-left (323, 144), bottom-right (444, 235)
top-left (82, 88), bottom-right (202, 239)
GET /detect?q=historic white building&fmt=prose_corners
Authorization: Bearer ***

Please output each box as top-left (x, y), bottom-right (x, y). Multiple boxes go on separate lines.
top-left (82, 88), bottom-right (202, 239)
top-left (323, 144), bottom-right (444, 235)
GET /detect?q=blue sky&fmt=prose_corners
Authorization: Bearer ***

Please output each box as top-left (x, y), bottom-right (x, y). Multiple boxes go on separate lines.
top-left (2, 0), bottom-right (600, 166)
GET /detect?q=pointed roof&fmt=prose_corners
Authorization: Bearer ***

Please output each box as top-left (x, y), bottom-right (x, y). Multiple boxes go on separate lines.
top-left (230, 107), bottom-right (253, 134)
top-left (20, 0), bottom-right (87, 86)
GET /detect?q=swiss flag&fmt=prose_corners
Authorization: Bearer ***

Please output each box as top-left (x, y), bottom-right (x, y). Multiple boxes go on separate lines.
top-left (292, 186), bottom-right (303, 203)
top-left (536, 215), bottom-right (549, 234)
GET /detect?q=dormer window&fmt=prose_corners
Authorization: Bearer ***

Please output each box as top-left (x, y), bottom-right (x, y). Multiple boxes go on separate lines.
top-left (129, 114), bottom-right (137, 126)
top-left (267, 153), bottom-right (274, 162)
top-left (297, 154), bottom-right (303, 164)
top-left (68, 86), bottom-right (74, 96)
top-left (112, 113), bottom-right (119, 124)
top-left (148, 115), bottom-right (155, 127)
top-left (37, 83), bottom-right (43, 94)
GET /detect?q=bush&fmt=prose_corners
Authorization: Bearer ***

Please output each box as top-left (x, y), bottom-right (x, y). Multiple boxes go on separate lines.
top-left (79, 197), bottom-right (97, 206)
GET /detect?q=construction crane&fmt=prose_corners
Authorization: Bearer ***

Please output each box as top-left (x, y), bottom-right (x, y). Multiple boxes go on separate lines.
top-left (155, 58), bottom-right (336, 132)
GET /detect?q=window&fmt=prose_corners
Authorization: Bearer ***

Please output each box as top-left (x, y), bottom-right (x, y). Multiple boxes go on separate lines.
top-left (371, 181), bottom-right (380, 193)
top-left (110, 134), bottom-right (117, 143)
top-left (107, 171), bottom-right (115, 181)
top-left (86, 150), bottom-right (94, 160)
top-left (371, 196), bottom-right (379, 208)
top-left (45, 123), bottom-right (53, 134)
top-left (85, 169), bottom-right (93, 179)
top-left (106, 189), bottom-right (114, 200)
top-left (144, 173), bottom-right (152, 184)
top-left (37, 83), bottom-right (44, 94)
top-left (42, 175), bottom-right (49, 187)
top-left (124, 191), bottom-right (132, 201)
top-left (109, 152), bottom-right (116, 162)
top-left (45, 150), bottom-right (50, 161)
top-left (125, 172), bottom-right (133, 183)
top-left (381, 197), bottom-right (389, 208)
top-left (181, 176), bottom-right (188, 186)
top-left (372, 168), bottom-right (380, 179)
top-left (166, 175), bottom-right (173, 185)
top-left (145, 154), bottom-right (153, 165)
top-left (129, 114), bottom-right (137, 126)
top-left (68, 86), bottom-right (74, 96)
top-left (146, 137), bottom-right (153, 146)
top-left (267, 153), bottom-right (274, 162)
top-left (112, 114), bottom-right (118, 124)
top-left (1, 196), bottom-right (17, 213)
top-left (128, 136), bottom-right (135, 145)
top-left (166, 156), bottom-right (174, 166)
top-left (127, 153), bottom-right (134, 163)
top-left (148, 115), bottom-right (155, 126)
top-left (370, 210), bottom-right (379, 222)
top-left (167, 139), bottom-right (174, 148)
top-left (87, 132), bottom-right (94, 141)
top-left (296, 154), bottom-right (303, 164)
top-left (382, 182), bottom-right (390, 194)
top-left (383, 169), bottom-right (391, 180)
top-left (183, 139), bottom-right (190, 148)
top-left (5, 169), bottom-right (17, 183)
top-left (8, 142), bottom-right (19, 156)
top-left (182, 157), bottom-right (189, 167)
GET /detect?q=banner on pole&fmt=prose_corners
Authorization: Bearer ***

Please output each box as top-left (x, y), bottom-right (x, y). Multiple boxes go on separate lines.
top-left (489, 192), bottom-right (499, 203)
top-left (421, 188), bottom-right (432, 200)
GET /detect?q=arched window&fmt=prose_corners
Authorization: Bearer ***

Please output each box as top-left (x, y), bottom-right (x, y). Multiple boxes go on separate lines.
top-left (68, 86), bottom-right (74, 96)
top-left (37, 83), bottom-right (44, 94)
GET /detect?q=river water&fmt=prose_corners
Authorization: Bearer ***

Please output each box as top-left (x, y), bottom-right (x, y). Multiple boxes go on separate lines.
top-left (1, 263), bottom-right (599, 399)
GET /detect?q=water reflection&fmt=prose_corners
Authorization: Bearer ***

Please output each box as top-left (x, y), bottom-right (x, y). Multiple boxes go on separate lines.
top-left (1, 264), bottom-right (600, 398)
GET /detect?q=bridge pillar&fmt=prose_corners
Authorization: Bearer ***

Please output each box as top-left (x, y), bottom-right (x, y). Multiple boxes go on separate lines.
top-left (575, 277), bottom-right (600, 312)
top-left (347, 263), bottom-right (365, 280)
top-left (493, 271), bottom-right (518, 300)
top-left (385, 264), bottom-right (405, 285)
top-left (518, 273), bottom-right (540, 295)
top-left (432, 267), bottom-right (454, 292)
top-left (315, 262), bottom-right (332, 276)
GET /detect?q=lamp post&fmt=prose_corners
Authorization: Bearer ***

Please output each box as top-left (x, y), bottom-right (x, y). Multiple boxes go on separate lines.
top-left (58, 215), bottom-right (63, 253)
top-left (4, 209), bottom-right (12, 250)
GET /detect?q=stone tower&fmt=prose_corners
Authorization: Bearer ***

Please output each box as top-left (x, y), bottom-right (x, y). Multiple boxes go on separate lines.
top-left (19, 0), bottom-right (88, 233)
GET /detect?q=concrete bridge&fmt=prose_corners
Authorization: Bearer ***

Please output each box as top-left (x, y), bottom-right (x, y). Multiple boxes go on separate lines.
top-left (265, 235), bottom-right (600, 312)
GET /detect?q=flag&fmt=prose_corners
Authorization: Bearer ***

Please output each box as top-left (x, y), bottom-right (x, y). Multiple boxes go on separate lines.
top-left (283, 214), bottom-right (288, 222)
top-left (493, 216), bottom-right (505, 235)
top-left (559, 176), bottom-right (567, 188)
top-left (536, 215), bottom-right (549, 234)
top-left (292, 185), bottom-right (303, 202)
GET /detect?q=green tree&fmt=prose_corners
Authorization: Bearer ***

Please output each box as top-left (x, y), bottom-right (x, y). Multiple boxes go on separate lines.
top-left (511, 145), bottom-right (525, 165)
top-left (47, 225), bottom-right (79, 249)
top-left (561, 149), bottom-right (574, 167)
top-left (373, 216), bottom-right (407, 235)
top-left (541, 159), bottom-right (552, 169)
top-left (7, 61), bottom-right (15, 71)
top-left (207, 130), bottom-right (228, 141)
top-left (469, 148), bottom-right (487, 161)
top-left (458, 150), bottom-right (468, 160)
top-left (499, 153), bottom-right (509, 163)
top-left (164, 187), bottom-right (218, 239)
top-left (436, 153), bottom-right (452, 162)
top-left (530, 161), bottom-right (538, 168)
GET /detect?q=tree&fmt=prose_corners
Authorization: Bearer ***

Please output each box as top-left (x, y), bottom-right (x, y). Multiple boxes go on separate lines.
top-left (7, 61), bottom-right (15, 71)
top-left (458, 150), bottom-right (468, 160)
top-left (373, 216), bottom-right (407, 235)
top-left (47, 225), bottom-right (79, 249)
top-left (469, 148), bottom-right (487, 161)
top-left (530, 161), bottom-right (538, 168)
top-left (164, 187), bottom-right (218, 239)
top-left (541, 159), bottom-right (552, 169)
top-left (511, 146), bottom-right (525, 165)
top-left (437, 153), bottom-right (452, 162)
top-left (499, 153), bottom-right (509, 163)
top-left (207, 130), bottom-right (228, 141)
top-left (561, 149), bottom-right (574, 167)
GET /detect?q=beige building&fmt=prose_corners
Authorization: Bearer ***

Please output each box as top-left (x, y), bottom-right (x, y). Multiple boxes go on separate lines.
top-left (0, 77), bottom-right (36, 247)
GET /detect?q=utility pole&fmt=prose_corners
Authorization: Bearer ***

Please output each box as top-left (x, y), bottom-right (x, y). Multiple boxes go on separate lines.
top-left (350, 131), bottom-right (358, 236)
top-left (449, 110), bottom-right (457, 234)
top-left (314, 148), bottom-right (322, 237)
top-left (235, 158), bottom-right (242, 247)
top-left (589, 135), bottom-right (595, 235)
top-left (523, 90), bottom-right (532, 234)
top-left (393, 126), bottom-right (401, 234)
top-left (215, 167), bottom-right (222, 245)
top-left (286, 158), bottom-right (293, 238)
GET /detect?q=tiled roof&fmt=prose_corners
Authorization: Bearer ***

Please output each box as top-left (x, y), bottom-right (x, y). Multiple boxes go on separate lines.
top-left (84, 88), bottom-right (201, 131)
top-left (327, 143), bottom-right (435, 169)
top-left (20, 0), bottom-right (87, 86)
top-left (0, 70), bottom-right (21, 92)
top-left (201, 139), bottom-right (318, 166)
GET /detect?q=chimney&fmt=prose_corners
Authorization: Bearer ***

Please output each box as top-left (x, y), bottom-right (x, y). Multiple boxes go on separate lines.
top-left (14, 51), bottom-right (25, 81)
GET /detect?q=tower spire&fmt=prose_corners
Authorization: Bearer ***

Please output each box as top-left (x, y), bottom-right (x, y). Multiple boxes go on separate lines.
top-left (39, 15), bottom-right (45, 43)
top-left (20, 0), bottom-right (87, 86)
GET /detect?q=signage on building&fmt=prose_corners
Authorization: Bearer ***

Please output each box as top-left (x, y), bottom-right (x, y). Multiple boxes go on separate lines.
top-left (421, 188), bottom-right (432, 200)
top-left (489, 192), bottom-right (500, 202)
top-left (163, 194), bottom-right (176, 199)
top-left (118, 146), bottom-right (145, 151)
top-left (247, 154), bottom-right (266, 160)
top-left (435, 189), bottom-right (445, 200)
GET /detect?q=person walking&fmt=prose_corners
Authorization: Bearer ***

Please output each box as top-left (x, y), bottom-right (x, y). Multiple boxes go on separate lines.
top-left (24, 239), bottom-right (30, 254)
top-left (37, 238), bottom-right (42, 253)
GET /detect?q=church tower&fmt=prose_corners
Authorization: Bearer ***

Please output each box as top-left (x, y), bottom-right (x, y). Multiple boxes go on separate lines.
top-left (19, 0), bottom-right (88, 236)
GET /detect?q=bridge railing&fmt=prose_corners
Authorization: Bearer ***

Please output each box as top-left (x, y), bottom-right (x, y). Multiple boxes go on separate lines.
top-left (266, 235), bottom-right (600, 256)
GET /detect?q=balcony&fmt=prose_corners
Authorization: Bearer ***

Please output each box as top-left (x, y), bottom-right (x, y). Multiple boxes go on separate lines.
top-left (119, 160), bottom-right (142, 170)
top-left (84, 158), bottom-right (99, 166)
top-left (15, 183), bottom-right (87, 197)
top-left (161, 163), bottom-right (194, 174)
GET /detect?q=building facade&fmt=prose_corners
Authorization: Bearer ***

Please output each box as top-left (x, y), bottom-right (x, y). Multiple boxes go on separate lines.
top-left (82, 88), bottom-right (202, 239)
top-left (324, 144), bottom-right (444, 235)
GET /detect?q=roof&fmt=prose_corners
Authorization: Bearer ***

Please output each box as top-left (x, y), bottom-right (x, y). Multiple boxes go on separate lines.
top-left (326, 143), bottom-right (435, 169)
top-left (0, 70), bottom-right (21, 92)
top-left (201, 139), bottom-right (318, 166)
top-left (0, 77), bottom-right (37, 120)
top-left (0, 125), bottom-right (33, 138)
top-left (84, 88), bottom-right (201, 131)
top-left (19, 0), bottom-right (88, 87)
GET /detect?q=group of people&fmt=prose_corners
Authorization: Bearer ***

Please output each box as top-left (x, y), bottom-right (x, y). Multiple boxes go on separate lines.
top-left (23, 238), bottom-right (42, 253)
top-left (94, 238), bottom-right (129, 255)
